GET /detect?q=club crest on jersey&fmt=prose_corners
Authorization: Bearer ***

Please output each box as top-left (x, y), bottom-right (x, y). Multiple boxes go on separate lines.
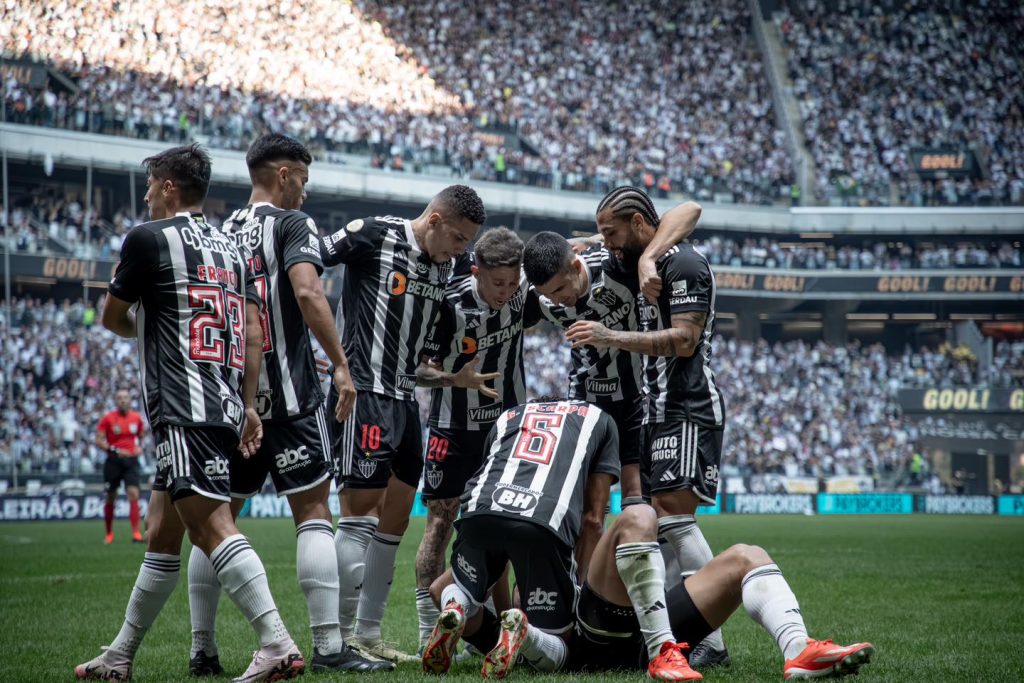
top-left (508, 290), bottom-right (524, 312)
top-left (426, 467), bottom-right (444, 489)
top-left (592, 286), bottom-right (619, 308)
top-left (357, 457), bottom-right (377, 479)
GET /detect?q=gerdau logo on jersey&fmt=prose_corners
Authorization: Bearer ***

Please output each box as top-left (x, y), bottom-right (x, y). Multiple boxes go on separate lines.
top-left (491, 484), bottom-right (541, 513)
top-left (274, 446), bottom-right (309, 470)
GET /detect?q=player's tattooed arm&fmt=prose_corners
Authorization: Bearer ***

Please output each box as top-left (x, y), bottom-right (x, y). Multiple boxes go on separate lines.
top-left (416, 356), bottom-right (501, 399)
top-left (566, 312), bottom-right (706, 357)
top-left (415, 499), bottom-right (460, 587)
top-left (639, 201), bottom-right (702, 300)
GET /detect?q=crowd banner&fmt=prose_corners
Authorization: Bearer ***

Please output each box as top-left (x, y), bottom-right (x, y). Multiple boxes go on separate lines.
top-left (825, 475), bottom-right (875, 493)
top-left (919, 495), bottom-right (994, 515)
top-left (817, 493), bottom-right (913, 515)
top-left (731, 493), bottom-right (815, 515)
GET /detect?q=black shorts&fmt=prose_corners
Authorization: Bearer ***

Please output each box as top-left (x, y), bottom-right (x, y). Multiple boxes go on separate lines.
top-left (330, 389), bottom-right (423, 490)
top-left (569, 580), bottom-right (713, 672)
top-left (152, 425), bottom-right (237, 502)
top-left (421, 426), bottom-right (490, 500)
top-left (230, 406), bottom-right (333, 498)
top-left (641, 420), bottom-right (723, 503)
top-left (103, 456), bottom-right (141, 493)
top-left (451, 515), bottom-right (577, 634)
top-left (593, 398), bottom-right (643, 467)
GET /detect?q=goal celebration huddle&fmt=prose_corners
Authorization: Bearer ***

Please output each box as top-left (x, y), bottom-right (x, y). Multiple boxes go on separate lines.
top-left (74, 137), bottom-right (874, 682)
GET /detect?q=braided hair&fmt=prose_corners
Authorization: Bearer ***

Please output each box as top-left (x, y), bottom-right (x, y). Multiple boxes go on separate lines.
top-left (596, 186), bottom-right (660, 227)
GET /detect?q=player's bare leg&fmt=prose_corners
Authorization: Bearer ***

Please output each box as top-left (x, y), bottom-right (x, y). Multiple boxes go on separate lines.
top-left (653, 489), bottom-right (729, 667)
top-left (684, 545), bottom-right (874, 679)
top-left (620, 463), bottom-right (642, 501)
top-left (351, 475), bottom-right (419, 662)
top-left (415, 498), bottom-right (459, 651)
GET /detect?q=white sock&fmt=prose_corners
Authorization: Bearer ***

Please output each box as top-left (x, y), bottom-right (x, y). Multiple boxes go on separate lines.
top-left (519, 623), bottom-right (567, 672)
top-left (741, 563), bottom-right (808, 660)
top-left (440, 582), bottom-right (478, 616)
top-left (615, 542), bottom-right (674, 658)
top-left (658, 535), bottom-right (682, 587)
top-left (335, 515), bottom-right (377, 639)
top-left (211, 534), bottom-right (290, 652)
top-left (110, 553), bottom-right (180, 657)
top-left (296, 519), bottom-right (343, 655)
top-left (355, 531), bottom-right (401, 643)
top-left (659, 515), bottom-right (726, 651)
top-left (416, 588), bottom-right (440, 649)
top-left (187, 544), bottom-right (221, 658)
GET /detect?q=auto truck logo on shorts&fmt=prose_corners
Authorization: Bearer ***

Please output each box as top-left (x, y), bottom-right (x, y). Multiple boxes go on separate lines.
top-left (491, 484), bottom-right (540, 513)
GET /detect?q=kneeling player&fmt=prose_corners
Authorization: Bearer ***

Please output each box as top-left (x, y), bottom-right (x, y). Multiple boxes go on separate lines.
top-left (574, 503), bottom-right (875, 680)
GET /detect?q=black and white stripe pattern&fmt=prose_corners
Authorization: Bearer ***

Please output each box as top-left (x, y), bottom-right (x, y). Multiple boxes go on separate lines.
top-left (211, 536), bottom-right (253, 574)
top-left (679, 422), bottom-right (699, 480)
top-left (537, 249), bottom-right (644, 403)
top-left (142, 553), bottom-right (181, 573)
top-left (741, 565), bottom-right (784, 589)
top-left (295, 519), bottom-right (335, 539)
top-left (336, 396), bottom-right (360, 478)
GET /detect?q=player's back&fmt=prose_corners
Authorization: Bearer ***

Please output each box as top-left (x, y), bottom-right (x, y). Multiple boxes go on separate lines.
top-left (222, 203), bottom-right (324, 420)
top-left (461, 400), bottom-right (620, 545)
top-left (118, 213), bottom-right (252, 434)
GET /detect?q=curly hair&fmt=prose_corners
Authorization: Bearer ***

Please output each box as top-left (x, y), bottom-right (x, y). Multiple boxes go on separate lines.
top-left (436, 184), bottom-right (487, 225)
top-left (475, 227), bottom-right (524, 269)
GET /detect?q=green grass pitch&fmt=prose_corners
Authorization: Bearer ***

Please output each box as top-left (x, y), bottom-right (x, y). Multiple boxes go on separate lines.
top-left (2, 515), bottom-right (1023, 682)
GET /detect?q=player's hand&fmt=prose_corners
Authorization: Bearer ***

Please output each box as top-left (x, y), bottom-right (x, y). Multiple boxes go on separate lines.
top-left (568, 235), bottom-right (603, 254)
top-left (566, 320), bottom-right (616, 349)
top-left (315, 350), bottom-right (331, 376)
top-left (453, 357), bottom-right (500, 399)
top-left (239, 406), bottom-right (263, 458)
top-left (333, 365), bottom-right (357, 422)
top-left (639, 255), bottom-right (662, 301)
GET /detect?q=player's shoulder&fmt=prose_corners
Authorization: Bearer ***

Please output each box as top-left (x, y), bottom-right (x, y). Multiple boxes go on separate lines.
top-left (581, 246), bottom-right (608, 271)
top-left (658, 241), bottom-right (707, 269)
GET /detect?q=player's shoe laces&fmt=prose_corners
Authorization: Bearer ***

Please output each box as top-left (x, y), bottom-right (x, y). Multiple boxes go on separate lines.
top-left (312, 643), bottom-right (394, 672)
top-left (648, 641), bottom-right (703, 681)
top-left (481, 608), bottom-right (529, 679)
top-left (783, 639), bottom-right (874, 679)
top-left (687, 642), bottom-right (731, 669)
top-left (422, 601), bottom-right (466, 674)
top-left (74, 646), bottom-right (133, 680)
top-left (189, 650), bottom-right (224, 677)
top-left (231, 642), bottom-right (304, 682)
top-left (104, 532), bottom-right (114, 545)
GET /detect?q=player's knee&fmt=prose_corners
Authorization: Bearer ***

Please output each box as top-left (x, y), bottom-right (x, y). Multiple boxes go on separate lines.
top-left (610, 503), bottom-right (657, 543)
top-left (726, 543), bottom-right (773, 574)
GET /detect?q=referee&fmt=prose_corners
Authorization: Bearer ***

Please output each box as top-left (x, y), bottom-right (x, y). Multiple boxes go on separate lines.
top-left (96, 388), bottom-right (145, 544)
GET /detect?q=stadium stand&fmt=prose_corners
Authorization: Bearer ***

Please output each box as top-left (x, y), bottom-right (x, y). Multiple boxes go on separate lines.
top-left (3, 298), bottom-right (1020, 492)
top-left (3, 0), bottom-right (792, 203)
top-left (776, 0), bottom-right (1024, 206)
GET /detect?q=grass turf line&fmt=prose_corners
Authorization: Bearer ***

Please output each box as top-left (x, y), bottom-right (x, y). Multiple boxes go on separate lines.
top-left (1, 515), bottom-right (1023, 681)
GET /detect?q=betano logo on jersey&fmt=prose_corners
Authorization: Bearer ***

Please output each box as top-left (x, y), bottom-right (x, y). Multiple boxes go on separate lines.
top-left (491, 484), bottom-right (541, 513)
top-left (387, 270), bottom-right (445, 301)
top-left (476, 320), bottom-right (524, 351)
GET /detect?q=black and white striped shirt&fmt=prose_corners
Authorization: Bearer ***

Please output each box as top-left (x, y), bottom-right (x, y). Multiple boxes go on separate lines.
top-left (108, 213), bottom-right (259, 434)
top-left (320, 216), bottom-right (452, 400)
top-left (221, 203), bottom-right (325, 421)
top-left (461, 401), bottom-right (620, 546)
top-left (425, 265), bottom-right (544, 431)
top-left (538, 248), bottom-right (644, 403)
top-left (639, 242), bottom-right (726, 427)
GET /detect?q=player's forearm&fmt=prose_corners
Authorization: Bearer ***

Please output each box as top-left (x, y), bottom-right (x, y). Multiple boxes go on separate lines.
top-left (241, 305), bottom-right (264, 407)
top-left (296, 288), bottom-right (349, 370)
top-left (607, 328), bottom-right (697, 357)
top-left (642, 201), bottom-right (701, 262)
top-left (103, 310), bottom-right (137, 338)
top-left (415, 362), bottom-right (456, 388)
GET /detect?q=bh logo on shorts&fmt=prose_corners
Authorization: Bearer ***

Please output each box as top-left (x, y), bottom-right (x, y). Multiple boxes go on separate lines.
top-left (526, 588), bottom-right (558, 611)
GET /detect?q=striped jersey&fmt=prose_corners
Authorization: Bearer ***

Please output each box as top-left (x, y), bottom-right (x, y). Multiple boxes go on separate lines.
top-left (538, 247), bottom-right (644, 402)
top-left (221, 203), bottom-right (324, 421)
top-left (639, 242), bottom-right (726, 427)
top-left (461, 401), bottom-right (620, 546)
top-left (108, 212), bottom-right (259, 435)
top-left (425, 259), bottom-right (545, 430)
top-left (319, 216), bottom-right (452, 400)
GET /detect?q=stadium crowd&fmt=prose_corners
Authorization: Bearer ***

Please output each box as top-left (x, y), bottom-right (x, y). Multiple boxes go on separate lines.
top-left (4, 298), bottom-right (1021, 489)
top-left (777, 0), bottom-right (1024, 206)
top-left (3, 0), bottom-right (792, 203)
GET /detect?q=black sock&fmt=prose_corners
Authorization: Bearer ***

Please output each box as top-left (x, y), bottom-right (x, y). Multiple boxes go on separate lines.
top-left (465, 607), bottom-right (501, 653)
